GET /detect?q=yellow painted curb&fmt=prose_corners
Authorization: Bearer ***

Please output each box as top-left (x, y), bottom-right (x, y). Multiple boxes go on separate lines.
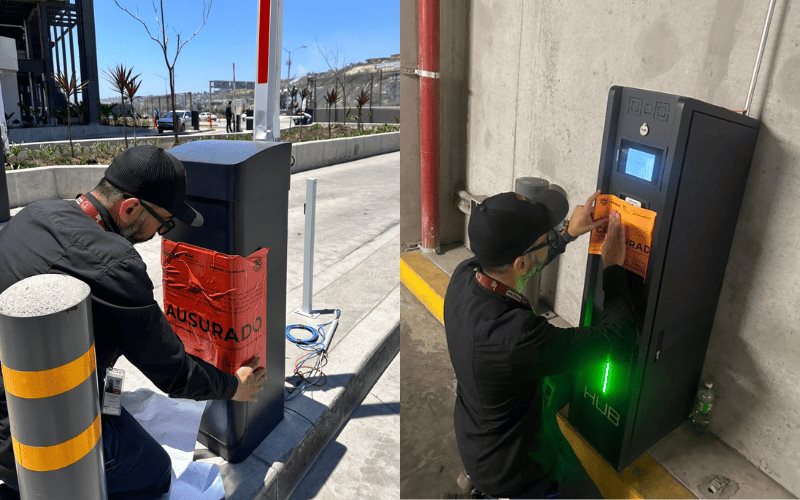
top-left (400, 251), bottom-right (448, 323)
top-left (400, 248), bottom-right (695, 499)
top-left (557, 411), bottom-right (693, 499)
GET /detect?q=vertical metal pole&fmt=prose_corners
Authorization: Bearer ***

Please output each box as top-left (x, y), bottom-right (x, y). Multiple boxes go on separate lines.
top-left (743, 0), bottom-right (778, 116)
top-left (296, 178), bottom-right (319, 317)
top-left (267, 0), bottom-right (283, 140)
top-left (418, 0), bottom-right (441, 253)
top-left (0, 275), bottom-right (106, 499)
top-left (253, 0), bottom-right (283, 141)
top-left (232, 63), bottom-right (237, 127)
top-left (379, 69), bottom-right (383, 106)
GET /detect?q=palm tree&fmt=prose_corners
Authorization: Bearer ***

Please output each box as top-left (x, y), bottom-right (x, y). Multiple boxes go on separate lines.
top-left (51, 72), bottom-right (88, 157)
top-left (103, 65), bottom-right (138, 148)
top-left (323, 87), bottom-right (341, 139)
top-left (125, 76), bottom-right (142, 146)
top-left (355, 88), bottom-right (371, 131)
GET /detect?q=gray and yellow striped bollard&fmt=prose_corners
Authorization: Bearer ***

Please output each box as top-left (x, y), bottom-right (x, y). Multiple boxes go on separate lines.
top-left (0, 274), bottom-right (106, 499)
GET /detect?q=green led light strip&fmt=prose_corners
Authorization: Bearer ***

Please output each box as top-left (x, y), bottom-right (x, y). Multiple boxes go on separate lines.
top-left (582, 294), bottom-right (594, 327)
top-left (602, 360), bottom-right (610, 393)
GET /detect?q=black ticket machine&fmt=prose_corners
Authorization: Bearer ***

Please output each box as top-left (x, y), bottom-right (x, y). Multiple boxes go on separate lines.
top-left (568, 86), bottom-right (760, 469)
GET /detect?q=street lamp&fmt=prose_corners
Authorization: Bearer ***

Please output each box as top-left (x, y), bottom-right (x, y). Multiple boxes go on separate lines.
top-left (282, 45), bottom-right (307, 90)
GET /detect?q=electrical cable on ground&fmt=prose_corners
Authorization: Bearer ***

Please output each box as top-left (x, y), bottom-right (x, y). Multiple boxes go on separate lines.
top-left (284, 308), bottom-right (341, 400)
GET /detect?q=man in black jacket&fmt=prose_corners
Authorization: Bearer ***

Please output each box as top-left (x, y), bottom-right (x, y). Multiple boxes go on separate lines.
top-left (444, 190), bottom-right (635, 498)
top-left (0, 145), bottom-right (264, 498)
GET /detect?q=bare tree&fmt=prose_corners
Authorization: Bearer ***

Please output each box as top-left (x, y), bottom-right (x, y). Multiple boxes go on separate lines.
top-left (114, 0), bottom-right (212, 145)
top-left (316, 40), bottom-right (353, 124)
top-left (103, 64), bottom-right (136, 149)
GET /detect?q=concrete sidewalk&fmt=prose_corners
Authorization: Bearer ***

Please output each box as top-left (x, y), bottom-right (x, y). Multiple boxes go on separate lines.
top-left (292, 353), bottom-right (399, 499)
top-left (116, 152), bottom-right (400, 498)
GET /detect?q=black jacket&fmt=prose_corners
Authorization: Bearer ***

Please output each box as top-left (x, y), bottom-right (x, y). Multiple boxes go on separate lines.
top-left (443, 259), bottom-right (636, 497)
top-left (0, 196), bottom-right (237, 487)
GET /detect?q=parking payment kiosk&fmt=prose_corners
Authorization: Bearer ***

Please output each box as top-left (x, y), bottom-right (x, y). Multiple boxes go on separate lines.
top-left (568, 86), bottom-right (759, 469)
top-left (167, 139), bottom-right (291, 462)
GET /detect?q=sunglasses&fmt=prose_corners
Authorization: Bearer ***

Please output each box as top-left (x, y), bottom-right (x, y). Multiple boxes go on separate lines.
top-left (138, 200), bottom-right (176, 235)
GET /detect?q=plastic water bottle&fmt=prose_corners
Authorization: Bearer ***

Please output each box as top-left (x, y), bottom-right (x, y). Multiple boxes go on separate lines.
top-left (690, 380), bottom-right (715, 433)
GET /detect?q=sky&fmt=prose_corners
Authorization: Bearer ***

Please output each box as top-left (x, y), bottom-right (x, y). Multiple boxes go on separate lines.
top-left (95, 0), bottom-right (400, 99)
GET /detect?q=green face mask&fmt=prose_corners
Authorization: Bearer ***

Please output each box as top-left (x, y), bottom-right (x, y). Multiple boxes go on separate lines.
top-left (516, 256), bottom-right (545, 292)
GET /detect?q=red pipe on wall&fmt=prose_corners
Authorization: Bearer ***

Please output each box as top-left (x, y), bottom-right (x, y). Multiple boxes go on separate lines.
top-left (418, 0), bottom-right (440, 253)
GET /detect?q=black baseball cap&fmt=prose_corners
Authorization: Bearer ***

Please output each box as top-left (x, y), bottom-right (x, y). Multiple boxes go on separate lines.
top-left (469, 190), bottom-right (568, 267)
top-left (104, 145), bottom-right (203, 227)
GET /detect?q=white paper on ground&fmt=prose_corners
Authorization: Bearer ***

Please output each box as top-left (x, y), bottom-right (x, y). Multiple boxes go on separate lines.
top-left (122, 389), bottom-right (225, 500)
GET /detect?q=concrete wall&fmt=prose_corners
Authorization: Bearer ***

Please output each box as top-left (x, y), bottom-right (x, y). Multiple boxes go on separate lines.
top-left (6, 132), bottom-right (399, 207)
top-left (400, 0), bottom-right (420, 247)
top-left (400, 0), bottom-right (470, 250)
top-left (6, 166), bottom-right (105, 208)
top-left (446, 0), bottom-right (799, 494)
top-left (311, 106), bottom-right (399, 124)
top-left (7, 124), bottom-right (147, 144)
top-left (290, 131), bottom-right (399, 174)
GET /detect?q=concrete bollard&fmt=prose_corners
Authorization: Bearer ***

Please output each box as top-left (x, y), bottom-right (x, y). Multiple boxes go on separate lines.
top-left (0, 274), bottom-right (106, 499)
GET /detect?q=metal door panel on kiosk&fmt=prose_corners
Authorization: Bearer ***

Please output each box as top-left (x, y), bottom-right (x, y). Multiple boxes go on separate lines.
top-left (568, 86), bottom-right (759, 469)
top-left (167, 139), bottom-right (291, 463)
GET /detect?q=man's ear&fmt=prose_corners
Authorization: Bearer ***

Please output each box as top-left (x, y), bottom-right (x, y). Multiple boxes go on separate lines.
top-left (512, 254), bottom-right (529, 274)
top-left (117, 198), bottom-right (141, 225)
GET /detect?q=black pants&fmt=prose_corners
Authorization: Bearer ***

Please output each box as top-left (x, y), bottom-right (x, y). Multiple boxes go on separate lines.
top-left (1, 408), bottom-right (171, 499)
top-left (226, 116), bottom-right (233, 132)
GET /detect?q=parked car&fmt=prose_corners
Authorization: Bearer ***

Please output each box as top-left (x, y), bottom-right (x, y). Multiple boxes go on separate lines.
top-left (157, 110), bottom-right (192, 133)
top-left (199, 112), bottom-right (218, 122)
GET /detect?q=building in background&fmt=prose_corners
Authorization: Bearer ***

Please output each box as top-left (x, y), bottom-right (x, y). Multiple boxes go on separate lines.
top-left (0, 0), bottom-right (100, 129)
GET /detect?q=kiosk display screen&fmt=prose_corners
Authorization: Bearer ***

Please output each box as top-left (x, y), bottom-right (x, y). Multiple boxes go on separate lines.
top-left (619, 141), bottom-right (662, 183)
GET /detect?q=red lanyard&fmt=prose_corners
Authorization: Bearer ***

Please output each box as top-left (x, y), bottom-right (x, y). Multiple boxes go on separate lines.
top-left (76, 194), bottom-right (107, 230)
top-left (474, 269), bottom-right (530, 306)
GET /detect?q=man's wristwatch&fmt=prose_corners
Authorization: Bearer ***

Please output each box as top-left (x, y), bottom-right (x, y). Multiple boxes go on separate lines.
top-left (560, 219), bottom-right (577, 243)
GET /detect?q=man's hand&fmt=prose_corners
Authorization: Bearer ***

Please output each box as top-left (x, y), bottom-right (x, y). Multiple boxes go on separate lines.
top-left (232, 357), bottom-right (266, 402)
top-left (567, 190), bottom-right (607, 237)
top-left (602, 211), bottom-right (626, 268)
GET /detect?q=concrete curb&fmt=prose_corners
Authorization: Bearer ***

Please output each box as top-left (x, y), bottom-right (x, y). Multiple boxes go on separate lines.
top-left (4, 132), bottom-right (400, 208)
top-left (399, 249), bottom-right (694, 499)
top-left (258, 323), bottom-right (400, 499)
top-left (290, 132), bottom-right (399, 174)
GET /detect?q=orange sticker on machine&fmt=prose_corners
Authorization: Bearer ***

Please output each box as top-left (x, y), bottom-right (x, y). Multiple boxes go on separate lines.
top-left (588, 194), bottom-right (657, 279)
top-left (161, 239), bottom-right (268, 374)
